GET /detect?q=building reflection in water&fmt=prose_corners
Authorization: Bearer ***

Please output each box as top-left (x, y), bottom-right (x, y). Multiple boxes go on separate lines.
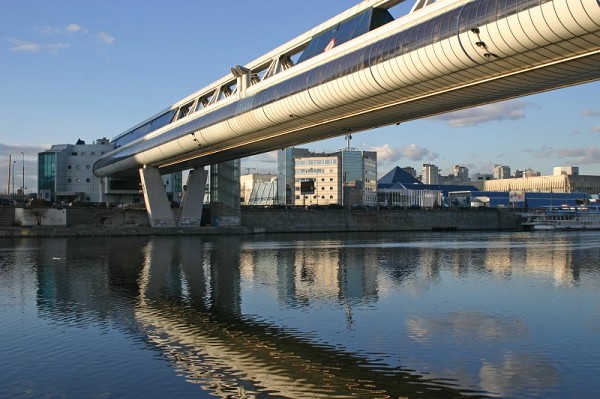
top-left (24, 231), bottom-right (600, 398)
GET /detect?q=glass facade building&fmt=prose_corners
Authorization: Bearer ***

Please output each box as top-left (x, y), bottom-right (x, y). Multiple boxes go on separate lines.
top-left (210, 159), bottom-right (241, 225)
top-left (277, 148), bottom-right (310, 205)
top-left (288, 148), bottom-right (377, 207)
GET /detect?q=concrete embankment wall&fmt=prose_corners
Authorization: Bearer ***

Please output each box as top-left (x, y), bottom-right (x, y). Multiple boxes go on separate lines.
top-left (241, 208), bottom-right (520, 233)
top-left (0, 207), bottom-right (15, 227)
top-left (0, 207), bottom-right (521, 237)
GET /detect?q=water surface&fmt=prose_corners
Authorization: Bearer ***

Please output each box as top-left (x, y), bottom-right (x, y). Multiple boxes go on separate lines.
top-left (1, 230), bottom-right (599, 398)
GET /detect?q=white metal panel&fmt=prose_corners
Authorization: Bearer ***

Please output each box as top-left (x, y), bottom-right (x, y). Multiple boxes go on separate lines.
top-left (158, 140), bottom-right (186, 160)
top-left (260, 98), bottom-right (297, 126)
top-left (143, 147), bottom-right (165, 165)
top-left (427, 42), bottom-right (458, 75)
top-left (370, 57), bottom-right (409, 91)
top-left (409, 48), bottom-right (439, 82)
top-left (337, 72), bottom-right (383, 103)
top-left (443, 35), bottom-right (479, 70)
top-left (578, 0), bottom-right (600, 30)
top-left (307, 79), bottom-right (344, 109)
top-left (227, 111), bottom-right (268, 135)
top-left (456, 30), bottom-right (488, 64)
top-left (539, 1), bottom-right (572, 40)
top-left (553, 1), bottom-right (585, 35)
top-left (500, 13), bottom-right (536, 56)
top-left (176, 134), bottom-right (203, 154)
top-left (517, 10), bottom-right (554, 49)
top-left (527, 7), bottom-right (562, 44)
top-left (197, 121), bottom-right (236, 147)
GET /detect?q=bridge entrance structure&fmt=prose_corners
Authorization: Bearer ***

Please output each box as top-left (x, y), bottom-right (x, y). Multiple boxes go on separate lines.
top-left (93, 0), bottom-right (600, 227)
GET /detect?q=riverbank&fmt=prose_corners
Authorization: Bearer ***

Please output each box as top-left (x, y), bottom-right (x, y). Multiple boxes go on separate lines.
top-left (0, 208), bottom-right (521, 237)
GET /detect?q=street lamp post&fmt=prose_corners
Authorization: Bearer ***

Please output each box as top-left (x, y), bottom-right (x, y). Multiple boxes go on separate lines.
top-left (12, 160), bottom-right (16, 196)
top-left (21, 152), bottom-right (24, 195)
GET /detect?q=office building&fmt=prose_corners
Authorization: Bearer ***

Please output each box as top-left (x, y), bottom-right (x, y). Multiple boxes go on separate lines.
top-left (450, 165), bottom-right (470, 183)
top-left (291, 149), bottom-right (377, 207)
top-left (277, 148), bottom-right (310, 205)
top-left (493, 165), bottom-right (511, 180)
top-left (421, 163), bottom-right (439, 184)
top-left (38, 138), bottom-right (181, 204)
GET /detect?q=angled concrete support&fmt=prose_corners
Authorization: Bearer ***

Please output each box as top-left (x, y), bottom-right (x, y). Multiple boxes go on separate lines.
top-left (139, 166), bottom-right (175, 227)
top-left (179, 168), bottom-right (208, 226)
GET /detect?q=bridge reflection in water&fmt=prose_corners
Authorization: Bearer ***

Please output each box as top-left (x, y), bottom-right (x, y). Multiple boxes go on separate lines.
top-left (134, 236), bottom-right (473, 398)
top-left (26, 232), bottom-right (600, 398)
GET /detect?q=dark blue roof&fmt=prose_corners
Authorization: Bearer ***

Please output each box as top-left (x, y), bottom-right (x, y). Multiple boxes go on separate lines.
top-left (378, 166), bottom-right (423, 189)
top-left (425, 184), bottom-right (479, 194)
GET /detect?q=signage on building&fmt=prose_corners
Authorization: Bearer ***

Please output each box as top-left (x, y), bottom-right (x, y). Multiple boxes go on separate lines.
top-left (509, 190), bottom-right (525, 203)
top-left (300, 181), bottom-right (315, 194)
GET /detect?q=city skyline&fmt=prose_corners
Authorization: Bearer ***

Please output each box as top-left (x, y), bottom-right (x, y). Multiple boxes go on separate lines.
top-left (1, 0), bottom-right (599, 194)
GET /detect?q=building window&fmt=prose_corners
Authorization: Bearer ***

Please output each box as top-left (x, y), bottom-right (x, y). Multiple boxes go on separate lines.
top-left (67, 178), bottom-right (72, 183)
top-left (76, 178), bottom-right (81, 183)
top-left (67, 165), bottom-right (72, 170)
top-left (86, 178), bottom-right (91, 183)
top-left (86, 165), bottom-right (91, 169)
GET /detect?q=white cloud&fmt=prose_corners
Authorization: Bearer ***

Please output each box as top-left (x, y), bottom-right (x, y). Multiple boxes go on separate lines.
top-left (34, 25), bottom-right (61, 35)
top-left (97, 31), bottom-right (115, 45)
top-left (370, 143), bottom-right (438, 163)
top-left (65, 23), bottom-right (87, 34)
top-left (528, 146), bottom-right (600, 165)
top-left (581, 109), bottom-right (600, 117)
top-left (430, 101), bottom-right (529, 127)
top-left (479, 353), bottom-right (560, 397)
top-left (7, 39), bottom-right (69, 54)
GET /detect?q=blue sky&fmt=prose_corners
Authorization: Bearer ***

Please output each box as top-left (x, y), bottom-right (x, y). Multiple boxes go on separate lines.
top-left (1, 0), bottom-right (599, 193)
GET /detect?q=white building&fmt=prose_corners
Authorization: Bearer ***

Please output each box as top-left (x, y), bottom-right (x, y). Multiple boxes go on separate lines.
top-left (451, 165), bottom-right (470, 183)
top-left (38, 138), bottom-right (181, 204)
top-left (493, 164), bottom-right (511, 180)
top-left (553, 166), bottom-right (579, 176)
top-left (292, 149), bottom-right (377, 207)
top-left (240, 173), bottom-right (277, 205)
top-left (421, 163), bottom-right (439, 184)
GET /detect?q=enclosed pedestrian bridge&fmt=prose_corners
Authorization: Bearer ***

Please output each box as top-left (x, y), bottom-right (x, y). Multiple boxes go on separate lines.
top-left (93, 0), bottom-right (600, 226)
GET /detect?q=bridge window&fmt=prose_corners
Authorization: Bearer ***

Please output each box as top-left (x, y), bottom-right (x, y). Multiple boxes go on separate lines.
top-left (298, 8), bottom-right (393, 64)
top-left (175, 101), bottom-right (195, 121)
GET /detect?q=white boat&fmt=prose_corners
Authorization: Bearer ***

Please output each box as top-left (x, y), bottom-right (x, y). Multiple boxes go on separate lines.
top-left (522, 205), bottom-right (600, 231)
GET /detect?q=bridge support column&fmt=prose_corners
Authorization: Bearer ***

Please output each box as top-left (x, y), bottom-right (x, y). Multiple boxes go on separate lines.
top-left (139, 165), bottom-right (176, 227)
top-left (210, 160), bottom-right (241, 227)
top-left (179, 167), bottom-right (208, 226)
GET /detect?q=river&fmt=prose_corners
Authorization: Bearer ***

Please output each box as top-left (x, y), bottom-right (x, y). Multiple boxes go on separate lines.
top-left (1, 230), bottom-right (599, 398)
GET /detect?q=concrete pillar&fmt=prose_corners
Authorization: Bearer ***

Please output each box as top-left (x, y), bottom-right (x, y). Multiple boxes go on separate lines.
top-left (210, 159), bottom-right (241, 226)
top-left (139, 166), bottom-right (175, 227)
top-left (179, 168), bottom-right (208, 226)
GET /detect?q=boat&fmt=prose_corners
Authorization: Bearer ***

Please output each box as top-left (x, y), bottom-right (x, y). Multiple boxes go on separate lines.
top-left (522, 205), bottom-right (600, 231)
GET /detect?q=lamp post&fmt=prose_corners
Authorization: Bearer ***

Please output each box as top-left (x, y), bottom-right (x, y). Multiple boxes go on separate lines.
top-left (12, 160), bottom-right (16, 196)
top-left (21, 152), bottom-right (24, 195)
